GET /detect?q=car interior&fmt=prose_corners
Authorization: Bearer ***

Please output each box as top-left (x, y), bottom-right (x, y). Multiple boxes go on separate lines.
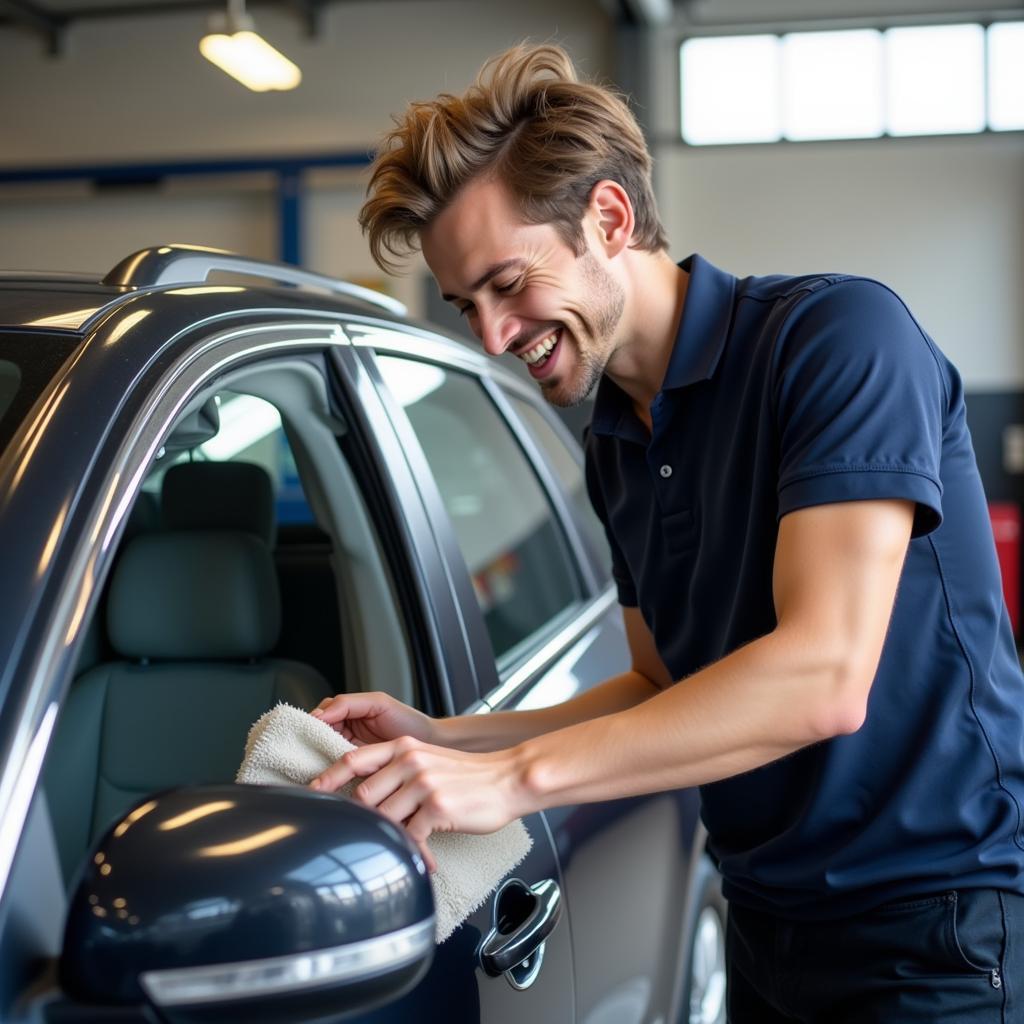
top-left (40, 355), bottom-right (420, 893)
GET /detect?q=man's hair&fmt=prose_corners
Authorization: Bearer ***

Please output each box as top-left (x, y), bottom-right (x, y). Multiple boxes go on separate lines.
top-left (359, 43), bottom-right (668, 274)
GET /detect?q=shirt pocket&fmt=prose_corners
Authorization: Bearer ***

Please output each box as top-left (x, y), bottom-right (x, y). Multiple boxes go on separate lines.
top-left (662, 506), bottom-right (699, 557)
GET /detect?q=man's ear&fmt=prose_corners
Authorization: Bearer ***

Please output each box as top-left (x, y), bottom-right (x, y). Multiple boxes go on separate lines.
top-left (587, 180), bottom-right (634, 258)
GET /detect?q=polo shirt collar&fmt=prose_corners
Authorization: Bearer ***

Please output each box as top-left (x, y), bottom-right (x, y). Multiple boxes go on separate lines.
top-left (590, 252), bottom-right (736, 439)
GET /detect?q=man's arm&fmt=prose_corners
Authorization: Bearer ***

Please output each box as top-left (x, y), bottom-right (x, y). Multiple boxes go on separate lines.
top-left (513, 498), bottom-right (914, 806)
top-left (437, 607), bottom-right (672, 752)
top-left (311, 498), bottom-right (914, 851)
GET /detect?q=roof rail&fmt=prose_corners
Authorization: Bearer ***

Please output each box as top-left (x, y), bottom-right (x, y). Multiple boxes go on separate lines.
top-left (101, 243), bottom-right (407, 317)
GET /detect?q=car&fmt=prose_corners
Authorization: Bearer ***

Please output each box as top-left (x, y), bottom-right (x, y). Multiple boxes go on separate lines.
top-left (0, 243), bottom-right (726, 1024)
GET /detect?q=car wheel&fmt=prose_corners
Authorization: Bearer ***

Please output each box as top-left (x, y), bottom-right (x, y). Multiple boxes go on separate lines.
top-left (682, 854), bottom-right (727, 1024)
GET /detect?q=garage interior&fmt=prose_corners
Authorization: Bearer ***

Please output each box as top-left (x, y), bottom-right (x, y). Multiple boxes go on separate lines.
top-left (1, 0), bottom-right (1024, 1001)
top-left (3, 0), bottom-right (1022, 614)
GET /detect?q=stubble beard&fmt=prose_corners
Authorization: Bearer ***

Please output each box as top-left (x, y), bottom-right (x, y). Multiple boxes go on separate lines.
top-left (539, 252), bottom-right (625, 409)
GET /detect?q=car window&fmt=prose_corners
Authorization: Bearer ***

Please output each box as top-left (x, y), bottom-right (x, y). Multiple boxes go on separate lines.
top-left (41, 358), bottom-right (424, 894)
top-left (503, 392), bottom-right (613, 584)
top-left (0, 330), bottom-right (78, 454)
top-left (0, 359), bottom-right (19, 422)
top-left (376, 355), bottom-right (583, 665)
top-left (142, 392), bottom-right (314, 526)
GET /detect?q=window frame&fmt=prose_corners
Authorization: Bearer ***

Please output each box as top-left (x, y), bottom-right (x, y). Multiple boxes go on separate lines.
top-left (350, 326), bottom-right (614, 696)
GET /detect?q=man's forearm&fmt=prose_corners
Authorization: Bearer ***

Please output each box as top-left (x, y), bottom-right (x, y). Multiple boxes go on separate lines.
top-left (434, 670), bottom-right (661, 752)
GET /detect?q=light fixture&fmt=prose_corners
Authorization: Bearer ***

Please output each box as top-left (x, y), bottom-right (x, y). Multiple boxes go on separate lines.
top-left (200, 0), bottom-right (302, 92)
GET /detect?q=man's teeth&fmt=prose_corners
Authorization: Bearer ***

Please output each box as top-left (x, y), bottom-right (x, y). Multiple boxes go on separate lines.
top-left (522, 333), bottom-right (558, 365)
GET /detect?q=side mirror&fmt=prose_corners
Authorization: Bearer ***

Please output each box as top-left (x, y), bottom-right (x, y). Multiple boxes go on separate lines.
top-left (58, 785), bottom-right (435, 1023)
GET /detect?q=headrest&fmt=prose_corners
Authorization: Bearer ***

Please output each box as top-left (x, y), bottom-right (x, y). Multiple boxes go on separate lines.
top-left (107, 531), bottom-right (281, 661)
top-left (161, 462), bottom-right (275, 546)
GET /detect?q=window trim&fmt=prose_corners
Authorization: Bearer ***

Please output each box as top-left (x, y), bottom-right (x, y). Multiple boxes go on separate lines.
top-left (351, 342), bottom-right (503, 704)
top-left (357, 338), bottom-right (601, 692)
top-left (0, 323), bottom-right (354, 907)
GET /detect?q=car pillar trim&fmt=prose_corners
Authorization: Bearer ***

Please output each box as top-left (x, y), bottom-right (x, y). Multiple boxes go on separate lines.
top-left (139, 916), bottom-right (436, 1007)
top-left (0, 701), bottom-right (58, 900)
top-left (0, 326), bottom-right (350, 908)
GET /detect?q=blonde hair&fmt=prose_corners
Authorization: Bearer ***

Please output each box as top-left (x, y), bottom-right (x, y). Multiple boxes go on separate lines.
top-left (359, 43), bottom-right (668, 274)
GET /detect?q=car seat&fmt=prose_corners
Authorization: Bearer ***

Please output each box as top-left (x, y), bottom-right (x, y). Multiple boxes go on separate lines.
top-left (43, 464), bottom-right (334, 888)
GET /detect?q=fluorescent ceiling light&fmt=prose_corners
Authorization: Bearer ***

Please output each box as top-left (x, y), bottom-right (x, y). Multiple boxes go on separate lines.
top-left (200, 0), bottom-right (301, 92)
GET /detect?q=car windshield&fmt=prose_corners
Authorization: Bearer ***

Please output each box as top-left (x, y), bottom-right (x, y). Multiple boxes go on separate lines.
top-left (0, 331), bottom-right (80, 456)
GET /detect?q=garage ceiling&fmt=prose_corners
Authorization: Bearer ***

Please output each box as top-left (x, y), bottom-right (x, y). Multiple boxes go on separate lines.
top-left (1, 0), bottom-right (1017, 55)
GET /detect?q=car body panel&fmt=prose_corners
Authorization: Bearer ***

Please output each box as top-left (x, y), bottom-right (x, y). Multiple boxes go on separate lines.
top-left (0, 260), bottom-right (715, 1023)
top-left (349, 327), bottom-right (704, 1024)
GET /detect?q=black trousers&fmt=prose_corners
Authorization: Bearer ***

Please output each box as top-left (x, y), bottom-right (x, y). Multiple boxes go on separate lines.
top-left (727, 889), bottom-right (1022, 1022)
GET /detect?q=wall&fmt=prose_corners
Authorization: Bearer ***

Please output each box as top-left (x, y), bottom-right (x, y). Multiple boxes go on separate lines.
top-left (0, 0), bottom-right (614, 311)
top-left (657, 133), bottom-right (1024, 390)
top-left (2, 0), bottom-right (1022, 497)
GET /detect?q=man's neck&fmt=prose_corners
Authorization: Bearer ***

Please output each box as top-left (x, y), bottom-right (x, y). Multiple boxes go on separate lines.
top-left (604, 253), bottom-right (690, 424)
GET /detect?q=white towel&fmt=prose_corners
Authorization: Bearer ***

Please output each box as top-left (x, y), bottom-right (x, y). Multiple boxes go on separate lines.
top-left (236, 702), bottom-right (533, 944)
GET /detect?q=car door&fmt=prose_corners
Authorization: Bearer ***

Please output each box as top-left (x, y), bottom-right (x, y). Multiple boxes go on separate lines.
top-left (1, 318), bottom-right (572, 1024)
top-left (327, 341), bottom-right (576, 1024)
top-left (349, 324), bottom-right (707, 1024)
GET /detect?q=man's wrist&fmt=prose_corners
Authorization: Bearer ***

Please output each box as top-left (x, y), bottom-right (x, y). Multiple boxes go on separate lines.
top-left (427, 713), bottom-right (474, 750)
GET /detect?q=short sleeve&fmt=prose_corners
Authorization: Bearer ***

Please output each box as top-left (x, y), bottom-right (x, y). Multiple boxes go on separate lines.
top-left (583, 429), bottom-right (639, 607)
top-left (773, 278), bottom-right (945, 538)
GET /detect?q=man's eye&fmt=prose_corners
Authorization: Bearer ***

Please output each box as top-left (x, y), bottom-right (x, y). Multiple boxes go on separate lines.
top-left (495, 278), bottom-right (521, 294)
top-left (457, 305), bottom-right (473, 318)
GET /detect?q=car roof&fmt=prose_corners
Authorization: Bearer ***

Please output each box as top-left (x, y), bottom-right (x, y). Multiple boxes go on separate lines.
top-left (0, 244), bottom-right (413, 336)
top-left (0, 246), bottom-right (502, 386)
top-left (0, 278), bottom-right (133, 332)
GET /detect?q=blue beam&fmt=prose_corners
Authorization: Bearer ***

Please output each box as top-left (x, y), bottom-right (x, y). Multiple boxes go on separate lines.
top-left (0, 149), bottom-right (374, 266)
top-left (0, 149), bottom-right (373, 184)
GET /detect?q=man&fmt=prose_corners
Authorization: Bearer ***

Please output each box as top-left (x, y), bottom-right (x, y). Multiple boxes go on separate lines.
top-left (309, 43), bottom-right (1024, 1020)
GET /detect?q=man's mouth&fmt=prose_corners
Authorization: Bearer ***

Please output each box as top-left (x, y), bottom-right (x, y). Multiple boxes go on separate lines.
top-left (519, 328), bottom-right (561, 372)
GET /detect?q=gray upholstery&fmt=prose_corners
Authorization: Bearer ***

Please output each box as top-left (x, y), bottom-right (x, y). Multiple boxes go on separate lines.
top-left (162, 461), bottom-right (275, 545)
top-left (73, 492), bottom-right (161, 678)
top-left (45, 463), bottom-right (333, 888)
top-left (123, 489), bottom-right (159, 542)
top-left (107, 531), bottom-right (280, 660)
top-left (46, 658), bottom-right (330, 886)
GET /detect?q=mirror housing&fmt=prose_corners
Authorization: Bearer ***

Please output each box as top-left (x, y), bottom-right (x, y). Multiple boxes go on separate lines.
top-left (59, 785), bottom-right (435, 1023)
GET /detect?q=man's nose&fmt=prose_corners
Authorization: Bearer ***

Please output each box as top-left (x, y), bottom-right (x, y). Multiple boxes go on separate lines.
top-left (476, 307), bottom-right (521, 358)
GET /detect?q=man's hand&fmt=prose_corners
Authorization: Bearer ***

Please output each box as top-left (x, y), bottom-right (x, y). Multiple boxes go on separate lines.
top-left (311, 691), bottom-right (439, 747)
top-left (308, 737), bottom-right (530, 873)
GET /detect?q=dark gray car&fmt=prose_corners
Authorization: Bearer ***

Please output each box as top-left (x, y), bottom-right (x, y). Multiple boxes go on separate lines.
top-left (0, 245), bottom-right (725, 1024)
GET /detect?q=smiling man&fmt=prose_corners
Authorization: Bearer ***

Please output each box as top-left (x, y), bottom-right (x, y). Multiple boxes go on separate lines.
top-left (310, 43), bottom-right (1024, 1020)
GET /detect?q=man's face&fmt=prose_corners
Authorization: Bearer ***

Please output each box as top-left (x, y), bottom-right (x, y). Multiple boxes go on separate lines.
top-left (421, 176), bottom-right (625, 408)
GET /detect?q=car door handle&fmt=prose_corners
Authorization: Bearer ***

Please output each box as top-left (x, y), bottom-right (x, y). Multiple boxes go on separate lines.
top-left (479, 877), bottom-right (562, 977)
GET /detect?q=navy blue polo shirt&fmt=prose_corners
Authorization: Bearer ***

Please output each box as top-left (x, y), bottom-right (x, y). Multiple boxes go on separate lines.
top-left (584, 253), bottom-right (1024, 919)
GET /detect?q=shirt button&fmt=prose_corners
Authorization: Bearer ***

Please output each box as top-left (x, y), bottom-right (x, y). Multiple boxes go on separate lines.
top-left (660, 465), bottom-right (673, 479)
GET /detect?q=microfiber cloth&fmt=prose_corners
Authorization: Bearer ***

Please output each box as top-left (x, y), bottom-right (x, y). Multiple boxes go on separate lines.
top-left (236, 702), bottom-right (533, 944)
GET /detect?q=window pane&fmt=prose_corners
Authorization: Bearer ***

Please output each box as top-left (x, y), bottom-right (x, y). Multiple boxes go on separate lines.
top-left (143, 392), bottom-right (314, 525)
top-left (681, 35), bottom-right (782, 145)
top-left (886, 24), bottom-right (986, 136)
top-left (377, 357), bottom-right (582, 661)
top-left (505, 393), bottom-right (612, 584)
top-left (782, 30), bottom-right (884, 140)
top-left (989, 22), bottom-right (1024, 131)
top-left (0, 359), bottom-right (21, 428)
